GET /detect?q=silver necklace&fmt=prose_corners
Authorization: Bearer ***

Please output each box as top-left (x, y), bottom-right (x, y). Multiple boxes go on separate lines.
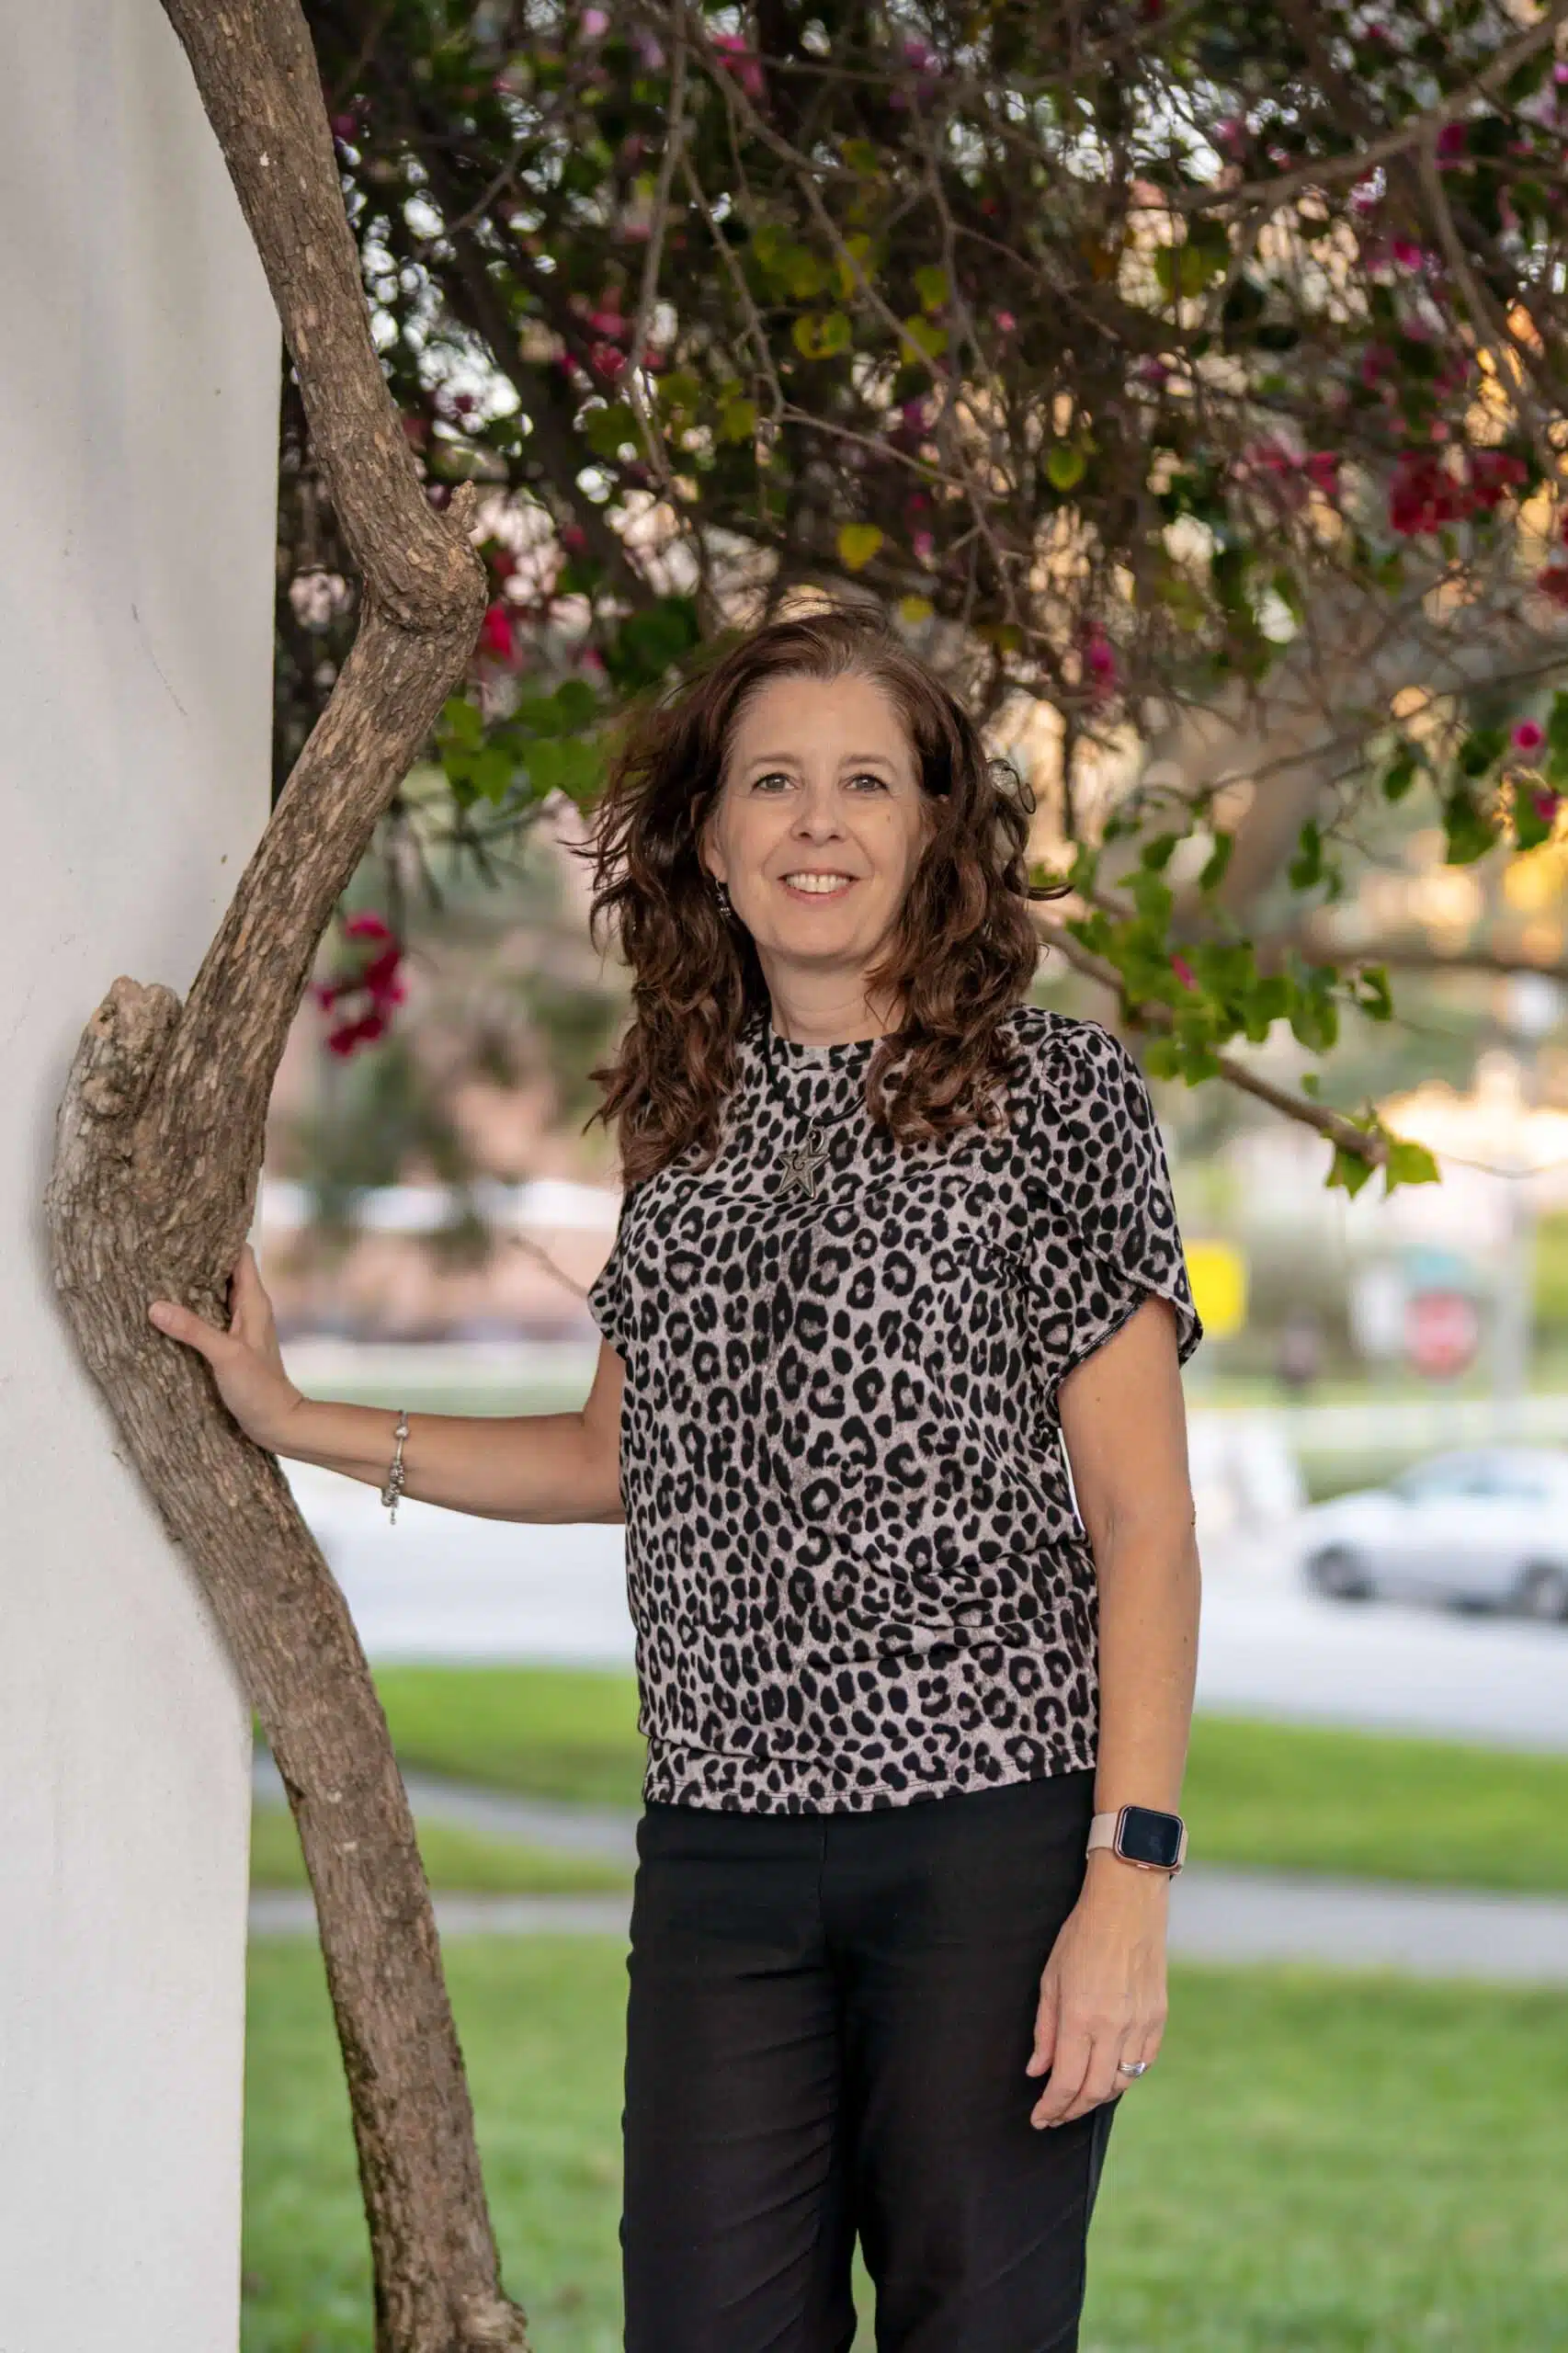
top-left (756, 1010), bottom-right (870, 1201)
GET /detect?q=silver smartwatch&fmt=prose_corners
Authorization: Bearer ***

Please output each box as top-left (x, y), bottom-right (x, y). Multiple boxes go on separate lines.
top-left (1087, 1804), bottom-right (1187, 1874)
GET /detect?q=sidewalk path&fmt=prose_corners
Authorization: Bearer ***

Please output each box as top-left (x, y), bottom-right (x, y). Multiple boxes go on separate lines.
top-left (251, 1754), bottom-right (1568, 1981)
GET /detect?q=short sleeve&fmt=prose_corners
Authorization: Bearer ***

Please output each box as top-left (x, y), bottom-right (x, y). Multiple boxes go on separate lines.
top-left (585, 1188), bottom-right (635, 1358)
top-left (1025, 1017), bottom-right (1203, 1403)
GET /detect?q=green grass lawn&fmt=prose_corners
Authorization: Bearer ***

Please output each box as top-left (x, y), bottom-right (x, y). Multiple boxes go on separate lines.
top-left (373, 1665), bottom-right (1568, 1894)
top-left (243, 1937), bottom-right (1568, 2352)
top-left (248, 1803), bottom-right (626, 1895)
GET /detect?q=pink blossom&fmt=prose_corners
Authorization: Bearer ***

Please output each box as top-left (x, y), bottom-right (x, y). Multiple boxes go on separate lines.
top-left (480, 602), bottom-right (515, 660)
top-left (1304, 450), bottom-right (1340, 493)
top-left (1391, 237), bottom-right (1426, 271)
top-left (1435, 121), bottom-right (1468, 164)
top-left (913, 529), bottom-right (936, 562)
top-left (901, 396), bottom-right (930, 433)
top-left (1537, 563), bottom-right (1568, 610)
top-left (711, 32), bottom-right (765, 99)
top-left (561, 522), bottom-right (589, 555)
top-left (1535, 789), bottom-right (1561, 824)
top-left (345, 914), bottom-right (393, 943)
top-left (994, 310), bottom-right (1017, 334)
top-left (1081, 629), bottom-right (1119, 703)
top-left (1214, 118), bottom-right (1246, 156)
top-left (580, 6), bottom-right (609, 35)
top-left (1171, 954), bottom-right (1197, 990)
top-left (1513, 719), bottom-right (1547, 756)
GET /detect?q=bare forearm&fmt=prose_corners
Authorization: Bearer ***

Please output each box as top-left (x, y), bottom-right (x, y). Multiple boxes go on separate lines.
top-left (1092, 1522), bottom-right (1200, 1819)
top-left (271, 1395), bottom-right (620, 1524)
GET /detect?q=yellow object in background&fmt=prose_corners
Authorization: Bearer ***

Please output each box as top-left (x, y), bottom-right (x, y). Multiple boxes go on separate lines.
top-left (1185, 1240), bottom-right (1247, 1340)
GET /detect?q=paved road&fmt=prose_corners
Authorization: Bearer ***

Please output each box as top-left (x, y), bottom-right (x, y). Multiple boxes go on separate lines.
top-left (252, 1756), bottom-right (1568, 1980)
top-left (248, 1870), bottom-right (1568, 1982)
top-left (282, 1463), bottom-right (1568, 1752)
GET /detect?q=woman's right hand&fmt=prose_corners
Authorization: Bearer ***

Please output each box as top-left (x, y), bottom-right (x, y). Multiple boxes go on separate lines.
top-left (148, 1242), bottom-right (306, 1452)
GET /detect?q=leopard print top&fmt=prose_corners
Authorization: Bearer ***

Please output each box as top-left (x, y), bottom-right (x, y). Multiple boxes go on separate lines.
top-left (587, 1001), bottom-right (1203, 1813)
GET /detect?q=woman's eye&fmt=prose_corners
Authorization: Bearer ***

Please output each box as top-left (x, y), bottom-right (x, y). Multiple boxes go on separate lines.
top-left (752, 770), bottom-right (793, 792)
top-left (848, 771), bottom-right (890, 791)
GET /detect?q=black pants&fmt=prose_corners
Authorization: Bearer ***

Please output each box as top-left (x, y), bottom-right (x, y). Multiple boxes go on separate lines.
top-left (621, 1769), bottom-right (1118, 2351)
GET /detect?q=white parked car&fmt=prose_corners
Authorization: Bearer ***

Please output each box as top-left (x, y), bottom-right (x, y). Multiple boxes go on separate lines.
top-left (1297, 1447), bottom-right (1568, 1620)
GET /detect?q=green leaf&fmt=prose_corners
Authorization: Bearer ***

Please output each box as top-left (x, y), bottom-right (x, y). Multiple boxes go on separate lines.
top-left (441, 695), bottom-right (484, 752)
top-left (900, 315), bottom-right (949, 361)
top-left (791, 311), bottom-right (853, 361)
top-left (719, 395), bottom-right (758, 442)
top-left (1458, 725), bottom-right (1506, 779)
top-left (836, 522), bottom-right (884, 573)
top-left (582, 401), bottom-right (636, 459)
top-left (657, 368), bottom-right (701, 411)
top-left (785, 247), bottom-right (826, 301)
top-left (1381, 747), bottom-right (1419, 802)
top-left (913, 264), bottom-right (949, 314)
top-left (1289, 819), bottom-right (1324, 892)
top-left (1198, 831), bottom-right (1233, 893)
top-left (1355, 964), bottom-right (1394, 1022)
top-left (1384, 1137), bottom-right (1441, 1190)
top-left (1513, 787), bottom-right (1555, 852)
top-left (1045, 443), bottom-right (1087, 491)
top-left (1327, 1144), bottom-right (1377, 1199)
top-left (1443, 790), bottom-right (1497, 866)
top-left (470, 745), bottom-right (515, 803)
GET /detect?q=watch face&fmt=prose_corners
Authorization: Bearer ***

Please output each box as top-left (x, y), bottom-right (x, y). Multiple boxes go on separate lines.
top-left (1117, 1806), bottom-right (1184, 1870)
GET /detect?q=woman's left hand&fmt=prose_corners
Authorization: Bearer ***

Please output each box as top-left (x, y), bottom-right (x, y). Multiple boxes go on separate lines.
top-left (1026, 1855), bottom-right (1170, 2127)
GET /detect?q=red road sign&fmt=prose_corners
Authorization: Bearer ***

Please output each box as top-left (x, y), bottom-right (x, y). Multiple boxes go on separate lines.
top-left (1404, 1289), bottom-right (1481, 1380)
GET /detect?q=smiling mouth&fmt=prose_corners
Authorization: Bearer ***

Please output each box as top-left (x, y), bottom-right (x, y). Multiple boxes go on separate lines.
top-left (778, 872), bottom-right (858, 897)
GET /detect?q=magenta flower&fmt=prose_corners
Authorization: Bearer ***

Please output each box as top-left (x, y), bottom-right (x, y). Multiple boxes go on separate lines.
top-left (480, 602), bottom-right (515, 660)
top-left (1535, 790), bottom-right (1560, 824)
top-left (1513, 719), bottom-right (1547, 756)
top-left (1436, 121), bottom-right (1469, 164)
top-left (580, 6), bottom-right (609, 35)
top-left (1171, 954), bottom-right (1197, 991)
top-left (711, 32), bottom-right (765, 99)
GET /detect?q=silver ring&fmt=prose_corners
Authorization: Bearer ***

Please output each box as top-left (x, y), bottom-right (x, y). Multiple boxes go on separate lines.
top-left (1117, 2059), bottom-right (1149, 2077)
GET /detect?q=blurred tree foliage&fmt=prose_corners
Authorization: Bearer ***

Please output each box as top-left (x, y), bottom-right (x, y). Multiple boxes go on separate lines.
top-left (279, 0), bottom-right (1568, 1190)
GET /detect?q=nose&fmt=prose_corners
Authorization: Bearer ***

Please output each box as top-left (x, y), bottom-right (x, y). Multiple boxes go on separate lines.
top-left (789, 778), bottom-right (846, 840)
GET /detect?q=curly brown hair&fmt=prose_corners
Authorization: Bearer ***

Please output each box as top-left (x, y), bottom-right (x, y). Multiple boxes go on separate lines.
top-left (583, 608), bottom-right (1070, 1185)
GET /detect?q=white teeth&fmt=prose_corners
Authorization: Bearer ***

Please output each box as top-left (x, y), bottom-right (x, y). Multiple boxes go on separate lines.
top-left (781, 873), bottom-right (854, 894)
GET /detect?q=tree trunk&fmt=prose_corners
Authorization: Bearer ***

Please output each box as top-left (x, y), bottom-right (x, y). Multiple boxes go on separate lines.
top-left (43, 2), bottom-right (528, 2345)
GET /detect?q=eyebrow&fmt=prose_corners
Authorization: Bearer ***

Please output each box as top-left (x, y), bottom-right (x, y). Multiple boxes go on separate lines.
top-left (740, 750), bottom-right (900, 767)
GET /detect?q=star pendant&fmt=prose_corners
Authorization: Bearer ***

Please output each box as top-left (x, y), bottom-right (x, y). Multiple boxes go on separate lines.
top-left (778, 1124), bottom-right (831, 1200)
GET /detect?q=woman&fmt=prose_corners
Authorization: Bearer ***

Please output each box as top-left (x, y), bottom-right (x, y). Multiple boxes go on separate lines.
top-left (150, 608), bottom-right (1203, 2351)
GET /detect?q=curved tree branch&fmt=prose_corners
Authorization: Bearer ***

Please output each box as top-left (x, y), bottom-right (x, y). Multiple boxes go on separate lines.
top-left (44, 3), bottom-right (526, 2347)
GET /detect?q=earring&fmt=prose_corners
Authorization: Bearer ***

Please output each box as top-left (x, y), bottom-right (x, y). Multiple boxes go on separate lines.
top-left (712, 879), bottom-right (734, 921)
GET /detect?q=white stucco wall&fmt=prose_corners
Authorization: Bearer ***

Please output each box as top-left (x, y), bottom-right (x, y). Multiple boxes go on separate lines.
top-left (0, 8), bottom-right (278, 2346)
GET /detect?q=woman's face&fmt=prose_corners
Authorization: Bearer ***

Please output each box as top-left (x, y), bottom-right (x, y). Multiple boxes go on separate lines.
top-left (700, 671), bottom-right (932, 986)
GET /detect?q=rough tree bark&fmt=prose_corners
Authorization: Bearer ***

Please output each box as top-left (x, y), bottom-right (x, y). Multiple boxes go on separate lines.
top-left (42, 3), bottom-right (528, 2347)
